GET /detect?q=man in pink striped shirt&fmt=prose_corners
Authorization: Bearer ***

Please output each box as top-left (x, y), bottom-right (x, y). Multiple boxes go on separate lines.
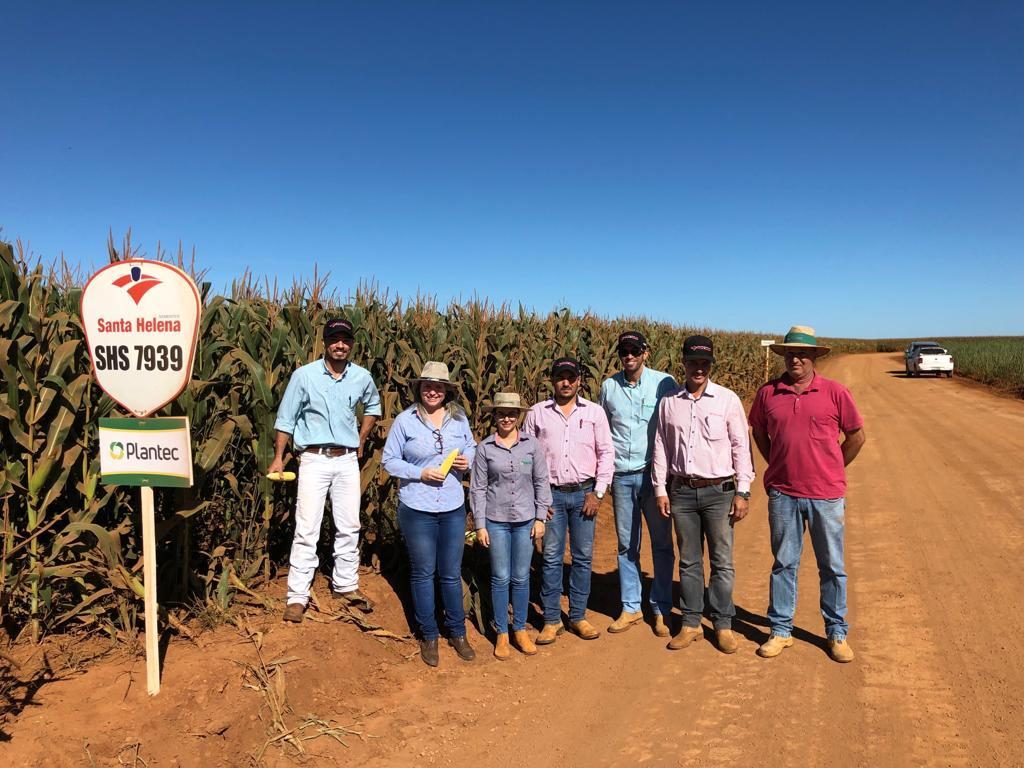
top-left (652, 335), bottom-right (755, 654)
top-left (523, 356), bottom-right (615, 644)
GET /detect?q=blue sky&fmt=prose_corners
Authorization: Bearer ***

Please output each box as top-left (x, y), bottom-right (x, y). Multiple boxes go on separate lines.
top-left (3, 2), bottom-right (1021, 337)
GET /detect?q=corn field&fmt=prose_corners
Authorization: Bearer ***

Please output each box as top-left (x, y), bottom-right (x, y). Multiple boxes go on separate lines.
top-left (1, 236), bottom-right (780, 645)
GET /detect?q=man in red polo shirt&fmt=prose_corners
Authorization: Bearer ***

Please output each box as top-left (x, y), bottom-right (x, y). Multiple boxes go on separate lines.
top-left (748, 326), bottom-right (866, 663)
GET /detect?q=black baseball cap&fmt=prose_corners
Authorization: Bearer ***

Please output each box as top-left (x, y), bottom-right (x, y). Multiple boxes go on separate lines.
top-left (617, 330), bottom-right (648, 350)
top-left (682, 335), bottom-right (715, 362)
top-left (323, 317), bottom-right (355, 342)
top-left (550, 356), bottom-right (582, 377)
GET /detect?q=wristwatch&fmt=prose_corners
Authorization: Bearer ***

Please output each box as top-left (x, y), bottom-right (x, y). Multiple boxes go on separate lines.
top-left (736, 491), bottom-right (751, 500)
top-left (595, 490), bottom-right (605, 500)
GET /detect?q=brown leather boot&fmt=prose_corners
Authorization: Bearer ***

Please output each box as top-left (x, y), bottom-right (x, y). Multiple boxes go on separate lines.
top-left (512, 630), bottom-right (537, 656)
top-left (535, 623), bottom-right (564, 645)
top-left (667, 624), bottom-right (703, 650)
top-left (493, 633), bottom-right (511, 661)
top-left (607, 611), bottom-right (643, 634)
top-left (567, 618), bottom-right (600, 640)
top-left (448, 634), bottom-right (476, 662)
top-left (282, 602), bottom-right (306, 623)
top-left (716, 629), bottom-right (739, 654)
top-left (653, 615), bottom-right (671, 638)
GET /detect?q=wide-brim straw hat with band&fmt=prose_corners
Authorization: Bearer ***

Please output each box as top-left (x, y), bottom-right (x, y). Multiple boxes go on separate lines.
top-left (411, 361), bottom-right (458, 390)
top-left (482, 392), bottom-right (529, 412)
top-left (770, 326), bottom-right (831, 357)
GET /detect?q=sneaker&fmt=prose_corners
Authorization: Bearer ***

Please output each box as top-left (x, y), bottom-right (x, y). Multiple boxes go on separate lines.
top-left (607, 611), bottom-right (643, 634)
top-left (334, 589), bottom-right (374, 614)
top-left (419, 638), bottom-right (439, 667)
top-left (448, 634), bottom-right (476, 661)
top-left (667, 624), bottom-right (703, 650)
top-left (653, 615), bottom-right (671, 638)
top-left (535, 623), bottom-right (564, 645)
top-left (567, 618), bottom-right (600, 640)
top-left (757, 634), bottom-right (794, 658)
top-left (715, 629), bottom-right (739, 654)
top-left (282, 602), bottom-right (306, 623)
top-left (828, 637), bottom-right (855, 663)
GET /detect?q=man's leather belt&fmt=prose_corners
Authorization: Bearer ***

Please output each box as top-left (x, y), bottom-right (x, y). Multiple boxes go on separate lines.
top-left (669, 474), bottom-right (733, 489)
top-left (551, 479), bottom-right (596, 493)
top-left (614, 465), bottom-right (648, 477)
top-left (303, 445), bottom-right (356, 456)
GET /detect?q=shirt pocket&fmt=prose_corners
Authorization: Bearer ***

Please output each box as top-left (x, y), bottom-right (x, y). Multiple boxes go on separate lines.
top-left (810, 415), bottom-right (839, 443)
top-left (701, 414), bottom-right (728, 441)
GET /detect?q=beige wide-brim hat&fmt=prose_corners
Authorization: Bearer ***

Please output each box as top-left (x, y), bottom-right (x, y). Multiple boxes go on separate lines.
top-left (411, 361), bottom-right (458, 390)
top-left (770, 325), bottom-right (831, 357)
top-left (481, 392), bottom-right (529, 411)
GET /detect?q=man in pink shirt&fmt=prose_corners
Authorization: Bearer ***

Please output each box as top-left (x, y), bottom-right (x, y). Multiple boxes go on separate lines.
top-left (523, 357), bottom-right (615, 644)
top-left (748, 326), bottom-right (866, 663)
top-left (652, 335), bottom-right (755, 654)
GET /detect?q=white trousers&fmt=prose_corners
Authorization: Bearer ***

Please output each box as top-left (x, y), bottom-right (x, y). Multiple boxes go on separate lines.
top-left (286, 451), bottom-right (361, 605)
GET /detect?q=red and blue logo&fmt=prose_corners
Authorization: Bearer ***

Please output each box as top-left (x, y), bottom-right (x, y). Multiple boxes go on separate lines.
top-left (112, 265), bottom-right (161, 305)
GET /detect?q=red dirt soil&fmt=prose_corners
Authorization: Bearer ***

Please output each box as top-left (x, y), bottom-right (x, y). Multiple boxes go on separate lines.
top-left (3, 352), bottom-right (1023, 767)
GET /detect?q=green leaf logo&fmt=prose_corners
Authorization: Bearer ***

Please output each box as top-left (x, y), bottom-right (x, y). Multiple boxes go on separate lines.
top-left (109, 442), bottom-right (125, 460)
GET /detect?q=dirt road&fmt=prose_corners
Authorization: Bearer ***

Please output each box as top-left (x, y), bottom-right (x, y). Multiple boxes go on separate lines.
top-left (6, 353), bottom-right (1024, 767)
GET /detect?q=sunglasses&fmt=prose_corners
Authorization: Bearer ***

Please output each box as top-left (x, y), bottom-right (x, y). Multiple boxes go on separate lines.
top-left (617, 347), bottom-right (643, 358)
top-left (432, 428), bottom-right (444, 454)
top-left (494, 411), bottom-right (519, 420)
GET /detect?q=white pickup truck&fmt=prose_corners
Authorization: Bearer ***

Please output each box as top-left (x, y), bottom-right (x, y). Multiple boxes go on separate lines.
top-left (907, 345), bottom-right (954, 378)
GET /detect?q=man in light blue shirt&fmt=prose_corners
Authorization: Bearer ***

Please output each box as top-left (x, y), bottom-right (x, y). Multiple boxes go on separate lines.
top-left (599, 330), bottom-right (678, 637)
top-left (269, 317), bottom-right (382, 623)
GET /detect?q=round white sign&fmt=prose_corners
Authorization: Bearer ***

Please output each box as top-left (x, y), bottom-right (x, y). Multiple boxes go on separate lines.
top-left (80, 260), bottom-right (201, 417)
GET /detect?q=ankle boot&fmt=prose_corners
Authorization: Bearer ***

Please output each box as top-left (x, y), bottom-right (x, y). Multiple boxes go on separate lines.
top-left (493, 633), bottom-right (511, 660)
top-left (512, 630), bottom-right (537, 656)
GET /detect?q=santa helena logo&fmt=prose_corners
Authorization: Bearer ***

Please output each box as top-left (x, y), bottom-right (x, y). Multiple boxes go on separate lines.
top-left (112, 265), bottom-right (162, 305)
top-left (109, 441), bottom-right (125, 460)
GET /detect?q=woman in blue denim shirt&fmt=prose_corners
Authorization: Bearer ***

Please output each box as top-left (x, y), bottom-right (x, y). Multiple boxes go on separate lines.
top-left (381, 362), bottom-right (477, 667)
top-left (469, 392), bottom-right (551, 660)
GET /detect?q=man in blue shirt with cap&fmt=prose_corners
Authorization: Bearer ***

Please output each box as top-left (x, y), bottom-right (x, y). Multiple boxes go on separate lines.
top-left (270, 317), bottom-right (382, 623)
top-left (599, 330), bottom-right (678, 637)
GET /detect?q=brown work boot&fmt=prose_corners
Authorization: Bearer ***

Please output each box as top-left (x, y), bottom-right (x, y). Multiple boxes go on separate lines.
top-left (282, 602), bottom-right (306, 623)
top-left (828, 637), bottom-right (855, 663)
top-left (493, 633), bottom-right (511, 661)
top-left (607, 611), bottom-right (643, 634)
top-left (757, 634), bottom-right (794, 658)
top-left (334, 589), bottom-right (374, 614)
top-left (535, 623), bottom-right (564, 645)
top-left (716, 629), bottom-right (739, 654)
top-left (653, 615), bottom-right (671, 638)
top-left (513, 630), bottom-right (537, 656)
top-left (567, 618), bottom-right (600, 640)
top-left (448, 635), bottom-right (476, 662)
top-left (419, 638), bottom-right (439, 667)
top-left (667, 624), bottom-right (703, 650)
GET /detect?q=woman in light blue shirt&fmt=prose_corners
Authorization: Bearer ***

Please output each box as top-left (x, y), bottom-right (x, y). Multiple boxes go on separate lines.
top-left (382, 362), bottom-right (477, 667)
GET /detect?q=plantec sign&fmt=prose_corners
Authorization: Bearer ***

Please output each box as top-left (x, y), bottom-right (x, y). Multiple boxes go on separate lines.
top-left (98, 417), bottom-right (194, 487)
top-left (80, 260), bottom-right (201, 417)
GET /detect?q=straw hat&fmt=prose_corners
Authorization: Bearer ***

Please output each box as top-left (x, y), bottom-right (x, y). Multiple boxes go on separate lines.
top-left (770, 326), bottom-right (831, 356)
top-left (411, 361), bottom-right (457, 390)
top-left (481, 392), bottom-right (530, 412)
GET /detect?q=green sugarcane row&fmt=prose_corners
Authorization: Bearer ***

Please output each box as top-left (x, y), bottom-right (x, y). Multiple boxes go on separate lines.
top-left (0, 239), bottom-right (780, 643)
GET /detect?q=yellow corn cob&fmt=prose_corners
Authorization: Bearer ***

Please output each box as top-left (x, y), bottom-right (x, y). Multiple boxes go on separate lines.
top-left (265, 471), bottom-right (297, 482)
top-left (439, 449), bottom-right (460, 475)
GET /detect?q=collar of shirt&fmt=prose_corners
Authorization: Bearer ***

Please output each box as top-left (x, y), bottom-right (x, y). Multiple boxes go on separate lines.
top-left (774, 372), bottom-right (822, 394)
top-left (617, 368), bottom-right (647, 389)
top-left (675, 379), bottom-right (724, 400)
top-left (320, 358), bottom-right (350, 381)
top-left (483, 432), bottom-right (531, 449)
top-left (543, 396), bottom-right (593, 417)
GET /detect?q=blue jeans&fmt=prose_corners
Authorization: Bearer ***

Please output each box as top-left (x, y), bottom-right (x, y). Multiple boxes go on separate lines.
top-left (670, 483), bottom-right (735, 629)
top-left (766, 489), bottom-right (848, 640)
top-left (612, 470), bottom-right (674, 616)
top-left (486, 519), bottom-right (534, 633)
top-left (541, 488), bottom-right (596, 624)
top-left (398, 503), bottom-right (467, 641)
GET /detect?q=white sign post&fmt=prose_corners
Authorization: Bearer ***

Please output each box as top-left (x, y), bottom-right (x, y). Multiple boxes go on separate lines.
top-left (761, 339), bottom-right (776, 382)
top-left (81, 259), bottom-right (201, 696)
